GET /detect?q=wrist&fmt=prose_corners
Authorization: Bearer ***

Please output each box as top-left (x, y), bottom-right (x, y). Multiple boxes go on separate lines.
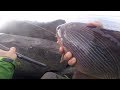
top-left (5, 53), bottom-right (17, 60)
top-left (0, 57), bottom-right (16, 68)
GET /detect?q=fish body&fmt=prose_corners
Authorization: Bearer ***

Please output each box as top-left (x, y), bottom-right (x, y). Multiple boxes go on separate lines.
top-left (56, 22), bottom-right (120, 79)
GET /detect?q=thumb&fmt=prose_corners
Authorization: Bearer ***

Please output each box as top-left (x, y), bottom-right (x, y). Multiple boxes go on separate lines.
top-left (87, 21), bottom-right (103, 28)
top-left (9, 47), bottom-right (16, 53)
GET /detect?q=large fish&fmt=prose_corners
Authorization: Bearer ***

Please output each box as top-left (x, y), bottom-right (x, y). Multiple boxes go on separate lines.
top-left (0, 33), bottom-right (67, 79)
top-left (0, 20), bottom-right (66, 41)
top-left (56, 22), bottom-right (120, 79)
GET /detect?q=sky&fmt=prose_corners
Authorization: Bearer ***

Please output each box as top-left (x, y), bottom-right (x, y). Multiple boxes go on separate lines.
top-left (0, 11), bottom-right (120, 29)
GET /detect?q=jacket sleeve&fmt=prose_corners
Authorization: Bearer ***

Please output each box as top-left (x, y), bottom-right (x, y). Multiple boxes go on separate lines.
top-left (0, 57), bottom-right (16, 79)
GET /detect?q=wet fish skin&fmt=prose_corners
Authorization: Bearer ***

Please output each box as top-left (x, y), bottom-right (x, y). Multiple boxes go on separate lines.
top-left (57, 22), bottom-right (120, 79)
top-left (0, 33), bottom-right (67, 78)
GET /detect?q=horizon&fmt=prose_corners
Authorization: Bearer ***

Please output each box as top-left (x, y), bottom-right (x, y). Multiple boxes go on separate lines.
top-left (0, 11), bottom-right (120, 30)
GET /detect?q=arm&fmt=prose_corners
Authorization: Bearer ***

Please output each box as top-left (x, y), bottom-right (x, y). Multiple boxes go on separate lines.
top-left (0, 47), bottom-right (17, 79)
top-left (0, 57), bottom-right (16, 79)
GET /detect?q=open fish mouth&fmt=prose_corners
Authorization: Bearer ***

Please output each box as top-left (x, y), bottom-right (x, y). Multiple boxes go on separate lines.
top-left (56, 22), bottom-right (120, 79)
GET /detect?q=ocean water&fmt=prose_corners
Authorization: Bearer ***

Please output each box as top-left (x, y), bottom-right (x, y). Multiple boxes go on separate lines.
top-left (66, 15), bottom-right (120, 31)
top-left (0, 11), bottom-right (120, 31)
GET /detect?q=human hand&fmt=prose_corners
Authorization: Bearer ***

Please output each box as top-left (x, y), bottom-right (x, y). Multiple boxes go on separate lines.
top-left (0, 47), bottom-right (17, 60)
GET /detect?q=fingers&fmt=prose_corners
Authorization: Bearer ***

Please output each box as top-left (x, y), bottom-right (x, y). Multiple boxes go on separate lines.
top-left (64, 51), bottom-right (72, 60)
top-left (87, 21), bottom-right (103, 28)
top-left (68, 57), bottom-right (77, 66)
top-left (9, 47), bottom-right (16, 54)
top-left (58, 45), bottom-right (76, 66)
top-left (59, 46), bottom-right (64, 54)
top-left (64, 52), bottom-right (77, 66)
top-left (0, 47), bottom-right (17, 60)
top-left (6, 47), bottom-right (17, 60)
top-left (57, 40), bottom-right (76, 66)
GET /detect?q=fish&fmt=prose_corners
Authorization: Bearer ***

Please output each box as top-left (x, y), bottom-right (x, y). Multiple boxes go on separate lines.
top-left (0, 20), bottom-right (74, 79)
top-left (56, 22), bottom-right (120, 79)
top-left (0, 33), bottom-right (67, 79)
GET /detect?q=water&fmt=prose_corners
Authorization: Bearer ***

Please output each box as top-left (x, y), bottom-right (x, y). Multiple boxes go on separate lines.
top-left (66, 15), bottom-right (120, 31)
top-left (0, 11), bottom-right (120, 32)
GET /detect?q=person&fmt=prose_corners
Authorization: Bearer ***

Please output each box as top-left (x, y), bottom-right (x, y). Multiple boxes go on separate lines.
top-left (0, 22), bottom-right (101, 79)
top-left (0, 47), bottom-right (17, 79)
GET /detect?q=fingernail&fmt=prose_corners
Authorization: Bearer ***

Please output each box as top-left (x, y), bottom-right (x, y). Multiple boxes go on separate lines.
top-left (64, 52), bottom-right (72, 60)
top-left (68, 57), bottom-right (76, 66)
top-left (59, 47), bottom-right (63, 53)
